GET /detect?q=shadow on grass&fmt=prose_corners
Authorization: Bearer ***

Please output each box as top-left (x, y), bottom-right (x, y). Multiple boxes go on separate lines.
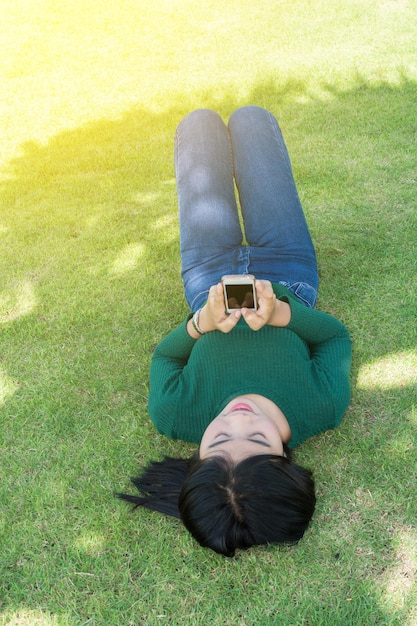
top-left (0, 76), bottom-right (416, 623)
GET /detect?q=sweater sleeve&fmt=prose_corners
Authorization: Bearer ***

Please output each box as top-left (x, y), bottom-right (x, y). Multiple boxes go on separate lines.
top-left (151, 316), bottom-right (196, 361)
top-left (148, 317), bottom-right (196, 433)
top-left (284, 296), bottom-right (352, 423)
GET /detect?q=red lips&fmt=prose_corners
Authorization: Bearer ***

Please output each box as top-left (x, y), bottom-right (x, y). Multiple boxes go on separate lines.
top-left (229, 402), bottom-right (254, 413)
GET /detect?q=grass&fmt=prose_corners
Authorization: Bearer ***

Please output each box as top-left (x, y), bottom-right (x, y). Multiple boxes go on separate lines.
top-left (1, 0), bottom-right (416, 624)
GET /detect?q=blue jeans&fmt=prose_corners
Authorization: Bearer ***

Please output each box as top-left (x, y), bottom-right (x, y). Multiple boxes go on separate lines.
top-left (174, 106), bottom-right (319, 311)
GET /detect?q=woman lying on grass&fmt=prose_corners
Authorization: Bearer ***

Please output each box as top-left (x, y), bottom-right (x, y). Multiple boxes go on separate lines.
top-left (118, 106), bottom-right (352, 557)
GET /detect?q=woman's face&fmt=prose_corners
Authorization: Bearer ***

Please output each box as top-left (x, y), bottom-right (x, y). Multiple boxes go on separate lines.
top-left (199, 397), bottom-right (285, 463)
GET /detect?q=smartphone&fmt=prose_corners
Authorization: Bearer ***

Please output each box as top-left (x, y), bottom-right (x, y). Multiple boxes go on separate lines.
top-left (221, 274), bottom-right (257, 313)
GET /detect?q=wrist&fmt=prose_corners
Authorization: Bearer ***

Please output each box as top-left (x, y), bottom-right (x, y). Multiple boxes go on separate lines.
top-left (187, 307), bottom-right (212, 339)
top-left (269, 299), bottom-right (291, 327)
top-left (186, 317), bottom-right (200, 339)
top-left (192, 308), bottom-right (206, 336)
top-left (196, 306), bottom-right (213, 333)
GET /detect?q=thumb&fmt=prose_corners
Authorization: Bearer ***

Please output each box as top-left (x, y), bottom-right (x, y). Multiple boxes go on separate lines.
top-left (219, 309), bottom-right (242, 333)
top-left (241, 307), bottom-right (263, 330)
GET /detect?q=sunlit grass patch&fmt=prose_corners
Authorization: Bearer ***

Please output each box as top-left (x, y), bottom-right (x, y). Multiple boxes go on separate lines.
top-left (0, 279), bottom-right (38, 323)
top-left (0, 369), bottom-right (19, 406)
top-left (377, 527), bottom-right (417, 622)
top-left (358, 351), bottom-right (417, 390)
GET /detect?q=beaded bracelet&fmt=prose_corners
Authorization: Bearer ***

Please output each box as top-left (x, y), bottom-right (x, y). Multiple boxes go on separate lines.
top-left (192, 308), bottom-right (206, 335)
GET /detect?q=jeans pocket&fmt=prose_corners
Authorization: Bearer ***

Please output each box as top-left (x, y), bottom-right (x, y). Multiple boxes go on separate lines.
top-left (278, 281), bottom-right (317, 308)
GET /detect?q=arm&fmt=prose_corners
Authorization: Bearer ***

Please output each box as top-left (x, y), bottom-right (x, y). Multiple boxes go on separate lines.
top-left (243, 280), bottom-right (351, 416)
top-left (149, 282), bottom-right (241, 420)
top-left (284, 295), bottom-right (352, 418)
top-left (148, 319), bottom-right (195, 435)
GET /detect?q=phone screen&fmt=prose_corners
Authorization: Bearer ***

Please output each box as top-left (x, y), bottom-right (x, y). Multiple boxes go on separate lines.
top-left (225, 283), bottom-right (255, 309)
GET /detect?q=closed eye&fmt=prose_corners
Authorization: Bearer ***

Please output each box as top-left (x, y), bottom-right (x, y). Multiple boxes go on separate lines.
top-left (214, 432), bottom-right (266, 440)
top-left (246, 432), bottom-right (270, 446)
top-left (208, 432), bottom-right (271, 449)
top-left (208, 433), bottom-right (231, 448)
top-left (246, 438), bottom-right (271, 447)
top-left (208, 439), bottom-right (231, 448)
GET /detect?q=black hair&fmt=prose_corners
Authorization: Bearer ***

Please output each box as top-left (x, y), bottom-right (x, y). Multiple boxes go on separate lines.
top-left (116, 447), bottom-right (315, 557)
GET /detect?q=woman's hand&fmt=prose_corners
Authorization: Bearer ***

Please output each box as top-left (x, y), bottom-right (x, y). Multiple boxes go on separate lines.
top-left (187, 280), bottom-right (291, 338)
top-left (195, 283), bottom-right (242, 335)
top-left (241, 280), bottom-right (291, 330)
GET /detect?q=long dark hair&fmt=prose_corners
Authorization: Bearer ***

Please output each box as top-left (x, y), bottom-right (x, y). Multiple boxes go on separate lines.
top-left (117, 447), bottom-right (315, 557)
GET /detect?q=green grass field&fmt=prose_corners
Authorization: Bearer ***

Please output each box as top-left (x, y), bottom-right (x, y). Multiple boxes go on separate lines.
top-left (1, 1), bottom-right (416, 624)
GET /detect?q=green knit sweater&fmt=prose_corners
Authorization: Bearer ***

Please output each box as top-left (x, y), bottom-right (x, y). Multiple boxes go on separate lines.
top-left (148, 284), bottom-right (352, 449)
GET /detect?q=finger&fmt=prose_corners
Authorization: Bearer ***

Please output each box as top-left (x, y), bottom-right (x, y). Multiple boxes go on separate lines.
top-left (207, 283), bottom-right (222, 307)
top-left (256, 279), bottom-right (273, 297)
top-left (219, 309), bottom-right (241, 333)
top-left (255, 279), bottom-right (265, 294)
top-left (241, 308), bottom-right (264, 331)
top-left (208, 283), bottom-right (220, 299)
top-left (213, 282), bottom-right (228, 315)
top-left (215, 281), bottom-right (224, 300)
top-left (256, 279), bottom-right (268, 291)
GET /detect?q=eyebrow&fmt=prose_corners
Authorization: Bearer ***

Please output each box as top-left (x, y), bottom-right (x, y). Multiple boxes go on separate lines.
top-left (208, 438), bottom-right (271, 449)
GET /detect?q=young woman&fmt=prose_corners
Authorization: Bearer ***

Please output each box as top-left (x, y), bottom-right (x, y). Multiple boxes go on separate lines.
top-left (118, 106), bottom-right (352, 557)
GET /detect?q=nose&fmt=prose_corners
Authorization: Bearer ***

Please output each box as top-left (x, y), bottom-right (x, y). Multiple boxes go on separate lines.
top-left (225, 411), bottom-right (254, 425)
